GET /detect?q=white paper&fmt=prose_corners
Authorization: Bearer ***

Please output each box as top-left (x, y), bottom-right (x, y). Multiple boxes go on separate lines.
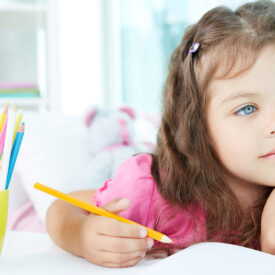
top-left (142, 242), bottom-right (275, 275)
top-left (0, 250), bottom-right (157, 275)
top-left (1, 231), bottom-right (275, 275)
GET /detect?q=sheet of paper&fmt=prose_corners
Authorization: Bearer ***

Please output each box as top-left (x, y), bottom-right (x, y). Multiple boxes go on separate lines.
top-left (1, 231), bottom-right (158, 275)
top-left (2, 231), bottom-right (275, 275)
top-left (142, 242), bottom-right (275, 275)
top-left (0, 249), bottom-right (158, 275)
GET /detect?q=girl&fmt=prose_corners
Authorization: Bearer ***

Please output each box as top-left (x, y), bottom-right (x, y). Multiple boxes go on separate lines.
top-left (46, 0), bottom-right (275, 268)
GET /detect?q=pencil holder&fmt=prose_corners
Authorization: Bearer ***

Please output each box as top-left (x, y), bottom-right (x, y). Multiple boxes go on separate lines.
top-left (0, 189), bottom-right (9, 256)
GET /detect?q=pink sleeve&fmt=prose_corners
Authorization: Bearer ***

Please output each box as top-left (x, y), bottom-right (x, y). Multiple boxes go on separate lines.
top-left (92, 154), bottom-right (156, 227)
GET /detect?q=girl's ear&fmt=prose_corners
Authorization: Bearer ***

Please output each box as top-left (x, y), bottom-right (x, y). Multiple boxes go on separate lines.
top-left (119, 107), bottom-right (136, 120)
top-left (84, 108), bottom-right (98, 126)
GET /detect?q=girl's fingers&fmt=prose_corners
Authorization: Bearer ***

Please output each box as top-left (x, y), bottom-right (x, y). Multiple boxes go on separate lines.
top-left (102, 256), bottom-right (143, 268)
top-left (94, 215), bottom-right (147, 239)
top-left (96, 249), bottom-right (146, 265)
top-left (95, 234), bottom-right (153, 253)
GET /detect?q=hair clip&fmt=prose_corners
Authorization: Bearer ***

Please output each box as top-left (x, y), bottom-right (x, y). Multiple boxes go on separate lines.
top-left (189, 42), bottom-right (200, 54)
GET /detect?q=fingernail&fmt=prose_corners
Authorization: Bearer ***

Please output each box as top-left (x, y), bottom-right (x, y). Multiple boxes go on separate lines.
top-left (147, 238), bottom-right (154, 249)
top-left (140, 228), bottom-right (147, 238)
top-left (119, 198), bottom-right (130, 206)
top-left (141, 252), bottom-right (146, 258)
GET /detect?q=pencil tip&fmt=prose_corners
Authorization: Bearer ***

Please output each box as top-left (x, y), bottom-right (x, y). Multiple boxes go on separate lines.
top-left (161, 235), bottom-right (173, 244)
top-left (11, 103), bottom-right (17, 112)
top-left (19, 123), bottom-right (25, 132)
top-left (3, 102), bottom-right (8, 113)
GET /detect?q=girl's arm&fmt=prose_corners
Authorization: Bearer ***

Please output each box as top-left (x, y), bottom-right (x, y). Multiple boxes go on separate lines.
top-left (260, 188), bottom-right (275, 254)
top-left (46, 189), bottom-right (152, 268)
top-left (46, 189), bottom-right (96, 257)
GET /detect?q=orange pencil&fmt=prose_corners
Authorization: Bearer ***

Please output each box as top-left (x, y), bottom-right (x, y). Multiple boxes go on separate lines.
top-left (34, 182), bottom-right (173, 244)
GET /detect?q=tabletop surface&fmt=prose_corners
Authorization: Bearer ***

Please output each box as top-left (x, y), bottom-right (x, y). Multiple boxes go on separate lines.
top-left (2, 230), bottom-right (54, 260)
top-left (0, 230), bottom-right (158, 275)
top-left (1, 230), bottom-right (275, 275)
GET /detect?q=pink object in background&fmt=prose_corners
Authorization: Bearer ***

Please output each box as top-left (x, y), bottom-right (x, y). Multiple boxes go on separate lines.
top-left (0, 82), bottom-right (38, 89)
top-left (84, 109), bottom-right (98, 127)
top-left (119, 107), bottom-right (136, 120)
top-left (0, 115), bottom-right (8, 156)
top-left (7, 201), bottom-right (46, 233)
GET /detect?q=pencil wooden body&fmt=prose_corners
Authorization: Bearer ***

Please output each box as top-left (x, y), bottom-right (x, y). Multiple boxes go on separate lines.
top-left (0, 104), bottom-right (16, 190)
top-left (34, 182), bottom-right (172, 244)
top-left (6, 124), bottom-right (25, 189)
top-left (12, 109), bottom-right (23, 144)
top-left (0, 103), bottom-right (8, 133)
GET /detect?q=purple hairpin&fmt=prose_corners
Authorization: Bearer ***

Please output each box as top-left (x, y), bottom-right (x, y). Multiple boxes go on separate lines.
top-left (189, 42), bottom-right (200, 54)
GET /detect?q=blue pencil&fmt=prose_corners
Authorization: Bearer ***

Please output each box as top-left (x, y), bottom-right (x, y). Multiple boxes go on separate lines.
top-left (5, 123), bottom-right (25, 190)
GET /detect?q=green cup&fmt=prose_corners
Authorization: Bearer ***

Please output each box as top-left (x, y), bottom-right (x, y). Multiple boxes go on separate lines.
top-left (0, 189), bottom-right (9, 255)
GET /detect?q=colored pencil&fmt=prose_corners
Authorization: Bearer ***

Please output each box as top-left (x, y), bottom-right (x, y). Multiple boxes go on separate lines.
top-left (0, 116), bottom-right (8, 158)
top-left (6, 123), bottom-right (25, 190)
top-left (34, 182), bottom-right (173, 244)
top-left (0, 103), bottom-right (17, 190)
top-left (0, 103), bottom-right (8, 133)
top-left (12, 108), bottom-right (23, 145)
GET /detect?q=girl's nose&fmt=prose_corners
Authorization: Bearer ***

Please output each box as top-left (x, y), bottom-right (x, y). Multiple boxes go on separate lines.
top-left (264, 111), bottom-right (275, 138)
top-left (264, 113), bottom-right (275, 137)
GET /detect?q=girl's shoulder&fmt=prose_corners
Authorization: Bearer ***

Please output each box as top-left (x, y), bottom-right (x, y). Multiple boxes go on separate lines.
top-left (113, 153), bottom-right (154, 180)
top-left (92, 154), bottom-right (157, 225)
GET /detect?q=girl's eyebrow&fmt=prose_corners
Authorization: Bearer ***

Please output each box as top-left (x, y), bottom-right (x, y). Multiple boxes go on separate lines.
top-left (221, 92), bottom-right (258, 105)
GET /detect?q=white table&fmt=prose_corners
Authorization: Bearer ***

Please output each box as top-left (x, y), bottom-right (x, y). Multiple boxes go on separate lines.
top-left (1, 231), bottom-right (275, 275)
top-left (1, 231), bottom-right (54, 260)
top-left (0, 231), bottom-right (157, 275)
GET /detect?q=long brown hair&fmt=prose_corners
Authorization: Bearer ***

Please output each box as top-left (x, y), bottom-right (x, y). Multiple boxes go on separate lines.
top-left (151, 0), bottom-right (275, 251)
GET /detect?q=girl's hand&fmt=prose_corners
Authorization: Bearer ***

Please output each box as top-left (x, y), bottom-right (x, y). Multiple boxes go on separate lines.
top-left (78, 198), bottom-right (154, 268)
top-left (261, 188), bottom-right (275, 254)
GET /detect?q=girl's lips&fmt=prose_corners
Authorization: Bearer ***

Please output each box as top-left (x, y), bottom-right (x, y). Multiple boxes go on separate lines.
top-left (261, 149), bottom-right (275, 158)
top-left (260, 153), bottom-right (275, 159)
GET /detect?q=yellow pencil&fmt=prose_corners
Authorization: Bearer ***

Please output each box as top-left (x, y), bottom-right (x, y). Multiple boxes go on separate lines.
top-left (0, 103), bottom-right (8, 133)
top-left (34, 182), bottom-right (173, 244)
top-left (12, 109), bottom-right (23, 145)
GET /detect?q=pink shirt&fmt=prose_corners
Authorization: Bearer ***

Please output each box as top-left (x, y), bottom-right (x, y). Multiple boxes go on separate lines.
top-left (92, 154), bottom-right (206, 247)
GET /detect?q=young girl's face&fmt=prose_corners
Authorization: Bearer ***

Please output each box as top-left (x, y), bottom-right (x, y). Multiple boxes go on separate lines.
top-left (207, 45), bottom-right (275, 190)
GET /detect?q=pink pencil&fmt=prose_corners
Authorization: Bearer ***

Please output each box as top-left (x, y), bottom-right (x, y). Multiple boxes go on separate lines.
top-left (0, 116), bottom-right (8, 157)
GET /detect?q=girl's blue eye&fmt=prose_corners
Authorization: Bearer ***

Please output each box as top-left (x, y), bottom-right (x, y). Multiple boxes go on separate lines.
top-left (235, 104), bottom-right (256, 116)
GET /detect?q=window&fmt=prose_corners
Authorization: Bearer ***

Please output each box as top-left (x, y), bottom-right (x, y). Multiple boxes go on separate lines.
top-left (102, 0), bottom-right (248, 113)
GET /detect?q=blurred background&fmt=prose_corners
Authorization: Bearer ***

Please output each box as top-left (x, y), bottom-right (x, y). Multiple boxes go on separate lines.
top-left (0, 0), bottom-right (248, 115)
top-left (2, 0), bottom-right (261, 231)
